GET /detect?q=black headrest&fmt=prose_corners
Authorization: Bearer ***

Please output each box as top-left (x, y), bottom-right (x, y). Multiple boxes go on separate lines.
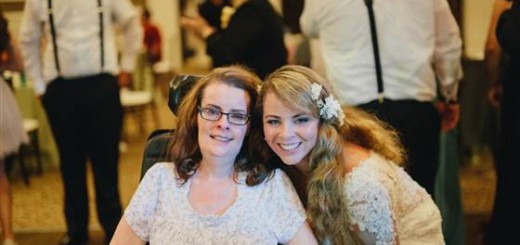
top-left (168, 74), bottom-right (202, 115)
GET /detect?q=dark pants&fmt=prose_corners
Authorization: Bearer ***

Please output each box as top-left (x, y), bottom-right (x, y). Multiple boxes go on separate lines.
top-left (42, 74), bottom-right (123, 241)
top-left (358, 99), bottom-right (441, 197)
top-left (485, 71), bottom-right (519, 244)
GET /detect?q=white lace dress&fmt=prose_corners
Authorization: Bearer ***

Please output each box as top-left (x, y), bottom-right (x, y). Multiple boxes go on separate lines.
top-left (124, 162), bottom-right (307, 245)
top-left (344, 152), bottom-right (444, 245)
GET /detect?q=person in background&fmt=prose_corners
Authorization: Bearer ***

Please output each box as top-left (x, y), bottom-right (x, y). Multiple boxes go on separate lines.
top-left (181, 0), bottom-right (287, 79)
top-left (253, 65), bottom-right (443, 244)
top-left (19, 0), bottom-right (142, 244)
top-left (481, 1), bottom-right (511, 243)
top-left (0, 9), bottom-right (28, 245)
top-left (110, 66), bottom-right (317, 245)
top-left (485, 0), bottom-right (512, 109)
top-left (485, 0), bottom-right (519, 243)
top-left (483, 0), bottom-right (511, 161)
top-left (198, 0), bottom-right (232, 31)
top-left (141, 8), bottom-right (162, 66)
top-left (300, 0), bottom-right (463, 198)
top-left (179, 0), bottom-right (196, 60)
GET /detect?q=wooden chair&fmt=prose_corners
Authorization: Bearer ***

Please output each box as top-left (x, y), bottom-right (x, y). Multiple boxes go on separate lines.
top-left (120, 88), bottom-right (160, 136)
top-left (15, 118), bottom-right (43, 185)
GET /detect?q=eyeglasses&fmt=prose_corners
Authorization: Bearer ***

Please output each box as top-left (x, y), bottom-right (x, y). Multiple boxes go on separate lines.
top-left (198, 106), bottom-right (250, 125)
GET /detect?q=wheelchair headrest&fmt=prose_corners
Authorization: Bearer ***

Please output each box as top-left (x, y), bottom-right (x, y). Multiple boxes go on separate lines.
top-left (168, 74), bottom-right (202, 116)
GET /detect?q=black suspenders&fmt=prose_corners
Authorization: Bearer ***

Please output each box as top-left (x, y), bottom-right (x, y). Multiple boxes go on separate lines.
top-left (97, 0), bottom-right (105, 69)
top-left (47, 0), bottom-right (60, 73)
top-left (47, 0), bottom-right (105, 74)
top-left (363, 0), bottom-right (384, 103)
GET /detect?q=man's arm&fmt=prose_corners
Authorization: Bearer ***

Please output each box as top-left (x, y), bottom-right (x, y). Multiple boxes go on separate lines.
top-left (433, 0), bottom-right (463, 102)
top-left (112, 0), bottom-right (143, 77)
top-left (299, 0), bottom-right (320, 38)
top-left (433, 0), bottom-right (463, 132)
top-left (19, 0), bottom-right (46, 95)
top-left (484, 0), bottom-right (511, 108)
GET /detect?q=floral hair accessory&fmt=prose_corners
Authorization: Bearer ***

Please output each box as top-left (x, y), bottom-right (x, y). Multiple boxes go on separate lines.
top-left (310, 83), bottom-right (345, 126)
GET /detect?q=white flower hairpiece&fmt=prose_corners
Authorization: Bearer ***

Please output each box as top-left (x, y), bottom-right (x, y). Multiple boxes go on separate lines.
top-left (310, 83), bottom-right (345, 126)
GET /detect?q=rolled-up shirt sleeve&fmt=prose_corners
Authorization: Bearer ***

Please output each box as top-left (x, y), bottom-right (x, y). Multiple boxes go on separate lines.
top-left (300, 0), bottom-right (320, 38)
top-left (111, 0), bottom-right (143, 73)
top-left (433, 0), bottom-right (463, 101)
top-left (19, 0), bottom-right (46, 95)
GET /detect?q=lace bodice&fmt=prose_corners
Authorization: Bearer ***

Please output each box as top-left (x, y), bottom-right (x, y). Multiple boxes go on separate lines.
top-left (124, 162), bottom-right (306, 245)
top-left (344, 152), bottom-right (444, 244)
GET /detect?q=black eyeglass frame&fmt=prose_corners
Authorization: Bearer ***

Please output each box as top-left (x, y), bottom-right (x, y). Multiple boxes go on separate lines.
top-left (197, 106), bottom-right (251, 125)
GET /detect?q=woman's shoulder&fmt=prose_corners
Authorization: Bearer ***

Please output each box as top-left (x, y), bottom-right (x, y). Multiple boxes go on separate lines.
top-left (260, 168), bottom-right (292, 185)
top-left (342, 142), bottom-right (401, 174)
top-left (342, 145), bottom-right (402, 193)
top-left (342, 143), bottom-right (372, 172)
top-left (142, 162), bottom-right (177, 181)
top-left (148, 161), bottom-right (175, 171)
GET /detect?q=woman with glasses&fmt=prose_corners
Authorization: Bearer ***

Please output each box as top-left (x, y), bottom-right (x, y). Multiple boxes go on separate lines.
top-left (111, 65), bottom-right (317, 245)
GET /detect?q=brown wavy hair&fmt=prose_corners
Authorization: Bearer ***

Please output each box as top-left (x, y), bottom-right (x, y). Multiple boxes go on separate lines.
top-left (169, 65), bottom-right (272, 186)
top-left (254, 65), bottom-right (405, 244)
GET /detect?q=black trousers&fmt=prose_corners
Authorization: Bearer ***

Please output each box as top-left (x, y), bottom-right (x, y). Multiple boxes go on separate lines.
top-left (42, 74), bottom-right (123, 240)
top-left (358, 99), bottom-right (441, 197)
top-left (485, 73), bottom-right (520, 244)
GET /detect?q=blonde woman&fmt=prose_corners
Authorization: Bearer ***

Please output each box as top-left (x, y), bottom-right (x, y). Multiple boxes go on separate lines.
top-left (253, 65), bottom-right (443, 244)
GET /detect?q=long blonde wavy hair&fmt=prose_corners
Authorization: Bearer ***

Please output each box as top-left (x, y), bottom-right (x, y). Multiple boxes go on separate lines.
top-left (255, 65), bottom-right (405, 244)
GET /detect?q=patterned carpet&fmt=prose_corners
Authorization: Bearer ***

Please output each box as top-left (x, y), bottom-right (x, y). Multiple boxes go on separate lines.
top-left (11, 110), bottom-right (160, 233)
top-left (459, 153), bottom-right (496, 215)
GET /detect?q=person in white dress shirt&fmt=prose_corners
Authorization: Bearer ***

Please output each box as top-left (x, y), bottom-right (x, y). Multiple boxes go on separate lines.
top-left (19, 0), bottom-right (142, 244)
top-left (300, 0), bottom-right (463, 198)
top-left (253, 65), bottom-right (444, 244)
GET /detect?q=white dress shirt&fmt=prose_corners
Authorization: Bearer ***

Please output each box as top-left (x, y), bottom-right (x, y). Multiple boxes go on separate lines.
top-left (300, 0), bottom-right (463, 105)
top-left (19, 0), bottom-right (143, 95)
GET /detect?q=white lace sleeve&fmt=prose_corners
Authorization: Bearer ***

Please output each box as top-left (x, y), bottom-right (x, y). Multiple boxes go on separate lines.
top-left (262, 170), bottom-right (307, 244)
top-left (345, 164), bottom-right (398, 245)
top-left (124, 162), bottom-right (171, 241)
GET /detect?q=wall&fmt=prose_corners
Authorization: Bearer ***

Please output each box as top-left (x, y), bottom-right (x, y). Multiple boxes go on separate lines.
top-left (463, 0), bottom-right (495, 60)
top-left (146, 0), bottom-right (183, 72)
